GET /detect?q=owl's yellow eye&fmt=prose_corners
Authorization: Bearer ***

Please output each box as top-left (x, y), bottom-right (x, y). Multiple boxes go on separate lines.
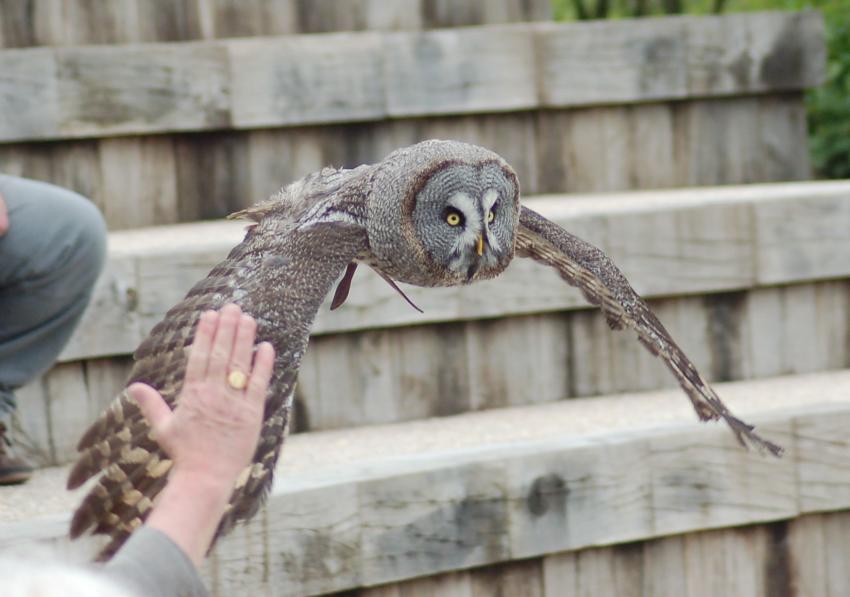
top-left (446, 211), bottom-right (462, 226)
top-left (487, 210), bottom-right (495, 223)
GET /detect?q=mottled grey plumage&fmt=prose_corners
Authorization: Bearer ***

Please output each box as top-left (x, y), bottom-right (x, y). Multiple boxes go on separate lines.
top-left (68, 139), bottom-right (781, 560)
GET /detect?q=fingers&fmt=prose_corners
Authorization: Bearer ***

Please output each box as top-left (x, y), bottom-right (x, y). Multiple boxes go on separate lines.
top-left (229, 312), bottom-right (258, 387)
top-left (128, 383), bottom-right (172, 433)
top-left (185, 310), bottom-right (218, 384)
top-left (246, 342), bottom-right (275, 404)
top-left (206, 304), bottom-right (242, 382)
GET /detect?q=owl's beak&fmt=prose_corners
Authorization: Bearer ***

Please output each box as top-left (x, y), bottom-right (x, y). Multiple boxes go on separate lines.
top-left (476, 235), bottom-right (484, 256)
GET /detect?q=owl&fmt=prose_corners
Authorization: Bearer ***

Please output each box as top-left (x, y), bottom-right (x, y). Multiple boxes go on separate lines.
top-left (68, 140), bottom-right (781, 559)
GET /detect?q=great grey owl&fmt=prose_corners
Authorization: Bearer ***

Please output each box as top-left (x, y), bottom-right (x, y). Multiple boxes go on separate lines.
top-left (68, 139), bottom-right (782, 559)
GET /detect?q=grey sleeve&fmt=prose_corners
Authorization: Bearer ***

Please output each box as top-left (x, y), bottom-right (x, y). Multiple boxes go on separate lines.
top-left (102, 526), bottom-right (210, 597)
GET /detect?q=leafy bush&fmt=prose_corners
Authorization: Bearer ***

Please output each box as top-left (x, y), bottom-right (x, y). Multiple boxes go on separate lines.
top-left (808, 5), bottom-right (850, 178)
top-left (551, 0), bottom-right (850, 179)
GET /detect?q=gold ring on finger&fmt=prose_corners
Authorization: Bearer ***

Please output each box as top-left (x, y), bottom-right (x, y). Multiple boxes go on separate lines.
top-left (227, 370), bottom-right (248, 391)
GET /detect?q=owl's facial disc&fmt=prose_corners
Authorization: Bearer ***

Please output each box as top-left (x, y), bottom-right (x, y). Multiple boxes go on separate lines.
top-left (403, 159), bottom-right (518, 287)
top-left (442, 188), bottom-right (503, 280)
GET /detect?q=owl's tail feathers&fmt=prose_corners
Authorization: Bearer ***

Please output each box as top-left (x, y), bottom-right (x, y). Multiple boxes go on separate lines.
top-left (74, 391), bottom-right (141, 458)
top-left (67, 410), bottom-right (156, 489)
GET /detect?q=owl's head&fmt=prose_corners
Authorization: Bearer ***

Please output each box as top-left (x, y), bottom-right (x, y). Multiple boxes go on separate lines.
top-left (367, 140), bottom-right (520, 287)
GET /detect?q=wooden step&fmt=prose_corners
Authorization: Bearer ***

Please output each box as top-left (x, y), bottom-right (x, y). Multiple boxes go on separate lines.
top-left (12, 180), bottom-right (850, 466)
top-left (3, 369), bottom-right (850, 595)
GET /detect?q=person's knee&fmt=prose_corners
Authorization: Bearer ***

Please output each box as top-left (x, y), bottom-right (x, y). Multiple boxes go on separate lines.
top-left (0, 177), bottom-right (107, 295)
top-left (61, 193), bottom-right (108, 289)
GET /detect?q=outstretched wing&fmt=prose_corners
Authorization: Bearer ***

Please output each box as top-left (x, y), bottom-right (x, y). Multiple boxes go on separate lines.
top-left (516, 205), bottom-right (782, 456)
top-left (67, 214), bottom-right (368, 560)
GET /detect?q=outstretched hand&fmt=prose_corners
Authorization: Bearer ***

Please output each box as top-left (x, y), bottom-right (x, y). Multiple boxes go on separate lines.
top-left (126, 304), bottom-right (275, 566)
top-left (128, 304), bottom-right (275, 483)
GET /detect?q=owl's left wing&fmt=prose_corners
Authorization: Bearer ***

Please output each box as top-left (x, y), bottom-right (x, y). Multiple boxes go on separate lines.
top-left (67, 214), bottom-right (368, 560)
top-left (516, 205), bottom-right (782, 456)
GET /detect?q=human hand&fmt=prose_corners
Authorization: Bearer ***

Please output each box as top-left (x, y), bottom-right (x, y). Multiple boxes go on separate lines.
top-left (128, 304), bottom-right (275, 484)
top-left (0, 191), bottom-right (8, 236)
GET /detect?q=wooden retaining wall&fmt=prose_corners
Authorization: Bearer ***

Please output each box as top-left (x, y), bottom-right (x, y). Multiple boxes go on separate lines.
top-left (4, 371), bottom-right (850, 595)
top-left (0, 12), bottom-right (825, 229)
top-left (13, 181), bottom-right (850, 466)
top-left (356, 512), bottom-right (850, 597)
top-left (0, 0), bottom-right (553, 46)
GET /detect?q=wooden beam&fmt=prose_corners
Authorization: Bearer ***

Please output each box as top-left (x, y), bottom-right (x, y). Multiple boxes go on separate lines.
top-left (3, 370), bottom-right (850, 594)
top-left (0, 12), bottom-right (825, 142)
top-left (56, 181), bottom-right (850, 363)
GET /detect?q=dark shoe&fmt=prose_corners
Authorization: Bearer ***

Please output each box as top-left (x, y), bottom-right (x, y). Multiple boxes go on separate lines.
top-left (0, 421), bottom-right (33, 485)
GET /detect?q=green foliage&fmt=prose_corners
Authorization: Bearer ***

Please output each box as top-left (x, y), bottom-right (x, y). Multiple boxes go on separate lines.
top-left (551, 0), bottom-right (850, 179)
top-left (808, 4), bottom-right (850, 178)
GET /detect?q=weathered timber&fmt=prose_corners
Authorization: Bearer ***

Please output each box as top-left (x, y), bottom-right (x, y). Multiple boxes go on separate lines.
top-left (0, 13), bottom-right (825, 143)
top-left (10, 182), bottom-right (849, 465)
top-left (16, 278), bottom-right (849, 466)
top-left (0, 0), bottom-right (553, 47)
top-left (3, 371), bottom-right (850, 595)
top-left (0, 94), bottom-right (811, 230)
top-left (55, 181), bottom-right (850, 362)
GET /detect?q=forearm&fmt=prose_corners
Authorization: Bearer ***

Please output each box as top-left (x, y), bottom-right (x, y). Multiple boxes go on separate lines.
top-left (145, 469), bottom-right (235, 567)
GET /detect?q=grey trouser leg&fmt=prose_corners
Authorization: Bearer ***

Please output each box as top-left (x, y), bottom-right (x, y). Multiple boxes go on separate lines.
top-left (0, 174), bottom-right (107, 416)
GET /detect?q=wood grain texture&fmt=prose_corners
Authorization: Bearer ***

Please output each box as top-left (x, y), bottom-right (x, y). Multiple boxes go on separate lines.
top-left (0, 13), bottom-right (824, 142)
top-left (0, 0), bottom-right (552, 48)
top-left (6, 382), bottom-right (850, 594)
top-left (0, 93), bottom-right (814, 230)
top-left (53, 182), bottom-right (850, 362)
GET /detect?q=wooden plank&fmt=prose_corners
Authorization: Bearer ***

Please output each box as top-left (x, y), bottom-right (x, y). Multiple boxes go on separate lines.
top-left (628, 102), bottom-right (677, 190)
top-left (0, 48), bottom-right (59, 141)
top-left (55, 42), bottom-right (230, 138)
top-left (5, 376), bottom-right (850, 592)
top-left (542, 552), bottom-right (578, 596)
top-left (464, 314), bottom-right (570, 411)
top-left (794, 408), bottom-right (850, 513)
top-left (52, 181), bottom-right (850, 363)
top-left (822, 511), bottom-right (850, 596)
top-left (58, 249), bottom-right (140, 362)
top-left (569, 295), bottom-right (712, 398)
top-left (205, 480), bottom-right (363, 596)
top-left (361, 569), bottom-right (473, 597)
top-left (576, 546), bottom-right (642, 597)
top-left (0, 12), bottom-right (823, 142)
top-left (98, 136), bottom-right (180, 229)
top-left (469, 559), bottom-right (543, 597)
top-left (787, 514), bottom-right (829, 597)
top-left (383, 26), bottom-right (537, 117)
top-left (758, 94), bottom-right (811, 181)
top-left (357, 459), bottom-right (512, 587)
top-left (647, 421), bottom-right (797, 538)
top-left (422, 0), bottom-right (552, 28)
top-left (742, 282), bottom-right (850, 379)
top-left (13, 357), bottom-right (133, 466)
top-left (173, 131), bottom-right (252, 221)
top-left (682, 526), bottom-right (768, 597)
top-left (0, 0), bottom-right (66, 47)
top-left (753, 192), bottom-right (850, 286)
top-left (205, 0), bottom-right (296, 38)
top-left (228, 32), bottom-right (386, 128)
top-left (539, 12), bottom-right (825, 107)
top-left (538, 19), bottom-right (689, 107)
top-left (61, 0), bottom-right (141, 45)
top-left (684, 12), bottom-right (825, 95)
top-left (506, 436), bottom-right (653, 559)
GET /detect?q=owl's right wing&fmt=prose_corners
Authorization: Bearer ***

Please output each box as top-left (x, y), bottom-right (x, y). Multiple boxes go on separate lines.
top-left (515, 205), bottom-right (782, 456)
top-left (67, 214), bottom-right (368, 560)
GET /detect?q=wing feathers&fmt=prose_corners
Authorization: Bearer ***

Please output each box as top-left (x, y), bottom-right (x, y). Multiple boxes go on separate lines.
top-left (516, 206), bottom-right (782, 456)
top-left (69, 215), bottom-right (367, 559)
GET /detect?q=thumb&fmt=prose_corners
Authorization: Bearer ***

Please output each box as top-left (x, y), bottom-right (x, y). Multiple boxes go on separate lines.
top-left (128, 382), bottom-right (172, 434)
